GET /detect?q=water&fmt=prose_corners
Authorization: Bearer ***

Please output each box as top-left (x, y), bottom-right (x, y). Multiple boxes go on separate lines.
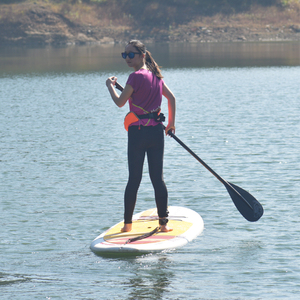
top-left (0, 43), bottom-right (300, 299)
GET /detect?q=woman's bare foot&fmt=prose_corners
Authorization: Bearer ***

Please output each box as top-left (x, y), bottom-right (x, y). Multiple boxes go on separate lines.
top-left (160, 225), bottom-right (173, 232)
top-left (121, 223), bottom-right (132, 232)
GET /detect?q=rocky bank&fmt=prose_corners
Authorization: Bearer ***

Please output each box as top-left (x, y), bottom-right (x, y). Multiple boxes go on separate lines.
top-left (0, 2), bottom-right (299, 46)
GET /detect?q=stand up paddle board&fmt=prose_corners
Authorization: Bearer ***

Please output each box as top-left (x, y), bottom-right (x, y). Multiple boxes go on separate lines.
top-left (90, 206), bottom-right (204, 255)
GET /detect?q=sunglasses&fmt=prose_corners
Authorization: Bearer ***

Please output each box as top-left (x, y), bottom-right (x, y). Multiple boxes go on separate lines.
top-left (121, 52), bottom-right (140, 59)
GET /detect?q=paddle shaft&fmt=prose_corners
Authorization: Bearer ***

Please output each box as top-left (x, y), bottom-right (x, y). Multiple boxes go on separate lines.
top-left (113, 81), bottom-right (263, 220)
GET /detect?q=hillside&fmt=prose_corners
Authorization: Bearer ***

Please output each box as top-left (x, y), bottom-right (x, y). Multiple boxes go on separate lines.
top-left (0, 0), bottom-right (299, 46)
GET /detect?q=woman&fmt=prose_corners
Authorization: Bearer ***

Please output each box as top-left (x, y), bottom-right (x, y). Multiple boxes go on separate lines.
top-left (106, 40), bottom-right (176, 232)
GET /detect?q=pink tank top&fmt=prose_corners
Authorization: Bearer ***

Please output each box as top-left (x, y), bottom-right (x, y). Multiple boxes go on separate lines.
top-left (126, 68), bottom-right (164, 127)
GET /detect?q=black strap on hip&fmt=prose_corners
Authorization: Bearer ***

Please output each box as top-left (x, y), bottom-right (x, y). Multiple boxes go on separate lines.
top-left (138, 112), bottom-right (165, 122)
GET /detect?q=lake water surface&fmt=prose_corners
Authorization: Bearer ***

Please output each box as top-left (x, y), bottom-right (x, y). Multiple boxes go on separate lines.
top-left (1, 42), bottom-right (300, 299)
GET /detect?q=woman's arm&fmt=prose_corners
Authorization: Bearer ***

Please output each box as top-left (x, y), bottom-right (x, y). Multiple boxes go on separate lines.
top-left (106, 77), bottom-right (134, 108)
top-left (162, 83), bottom-right (176, 135)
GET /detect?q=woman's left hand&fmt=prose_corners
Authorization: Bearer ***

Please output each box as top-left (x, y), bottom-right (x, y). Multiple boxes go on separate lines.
top-left (165, 125), bottom-right (175, 136)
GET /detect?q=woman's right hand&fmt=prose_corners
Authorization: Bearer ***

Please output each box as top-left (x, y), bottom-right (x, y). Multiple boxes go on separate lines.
top-left (106, 76), bottom-right (117, 88)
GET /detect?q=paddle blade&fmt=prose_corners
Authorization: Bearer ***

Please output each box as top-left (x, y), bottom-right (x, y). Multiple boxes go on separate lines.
top-left (226, 182), bottom-right (264, 222)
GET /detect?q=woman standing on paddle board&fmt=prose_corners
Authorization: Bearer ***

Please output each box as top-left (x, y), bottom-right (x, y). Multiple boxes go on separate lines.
top-left (106, 40), bottom-right (176, 233)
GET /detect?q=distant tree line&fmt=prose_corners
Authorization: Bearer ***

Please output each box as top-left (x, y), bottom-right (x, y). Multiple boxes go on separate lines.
top-left (0, 0), bottom-right (283, 6)
top-left (65, 0), bottom-right (282, 7)
top-left (110, 0), bottom-right (283, 16)
top-left (97, 0), bottom-right (285, 27)
top-left (69, 0), bottom-right (281, 5)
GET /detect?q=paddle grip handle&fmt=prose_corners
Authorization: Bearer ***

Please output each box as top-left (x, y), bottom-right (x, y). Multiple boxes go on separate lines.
top-left (115, 82), bottom-right (123, 92)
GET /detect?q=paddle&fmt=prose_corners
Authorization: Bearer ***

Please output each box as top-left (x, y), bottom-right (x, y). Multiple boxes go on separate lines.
top-left (114, 81), bottom-right (263, 222)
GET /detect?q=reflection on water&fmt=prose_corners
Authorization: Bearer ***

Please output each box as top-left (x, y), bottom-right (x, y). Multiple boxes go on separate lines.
top-left (0, 44), bottom-right (123, 74)
top-left (124, 255), bottom-right (173, 300)
top-left (0, 42), bottom-right (299, 75)
top-left (160, 42), bottom-right (300, 68)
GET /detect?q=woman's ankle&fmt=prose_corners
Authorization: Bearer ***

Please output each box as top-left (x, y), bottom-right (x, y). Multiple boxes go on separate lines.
top-left (121, 223), bottom-right (132, 232)
top-left (160, 225), bottom-right (173, 232)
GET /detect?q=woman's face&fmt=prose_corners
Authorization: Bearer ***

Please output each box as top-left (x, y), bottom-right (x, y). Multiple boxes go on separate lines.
top-left (124, 44), bottom-right (145, 70)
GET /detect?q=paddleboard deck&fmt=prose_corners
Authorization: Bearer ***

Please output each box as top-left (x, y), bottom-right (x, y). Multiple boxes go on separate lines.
top-left (90, 206), bottom-right (204, 254)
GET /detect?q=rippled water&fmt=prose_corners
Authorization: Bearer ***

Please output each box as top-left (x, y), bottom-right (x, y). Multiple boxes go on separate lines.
top-left (1, 43), bottom-right (300, 299)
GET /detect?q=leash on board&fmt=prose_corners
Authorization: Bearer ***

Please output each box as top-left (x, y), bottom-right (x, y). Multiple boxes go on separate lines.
top-left (125, 226), bottom-right (161, 244)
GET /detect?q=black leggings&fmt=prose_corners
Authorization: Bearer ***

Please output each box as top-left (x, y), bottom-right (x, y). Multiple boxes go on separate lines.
top-left (124, 124), bottom-right (168, 224)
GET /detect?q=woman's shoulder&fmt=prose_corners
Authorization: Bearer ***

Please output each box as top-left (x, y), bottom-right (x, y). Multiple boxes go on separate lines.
top-left (128, 69), bottom-right (151, 80)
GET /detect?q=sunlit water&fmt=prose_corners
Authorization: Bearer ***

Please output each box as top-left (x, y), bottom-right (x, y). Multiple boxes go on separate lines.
top-left (1, 43), bottom-right (300, 299)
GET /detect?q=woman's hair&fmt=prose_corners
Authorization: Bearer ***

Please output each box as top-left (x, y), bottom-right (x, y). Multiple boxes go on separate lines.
top-left (127, 40), bottom-right (163, 79)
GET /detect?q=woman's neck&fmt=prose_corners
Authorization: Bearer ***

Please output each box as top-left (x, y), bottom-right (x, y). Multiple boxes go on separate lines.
top-left (134, 62), bottom-right (147, 71)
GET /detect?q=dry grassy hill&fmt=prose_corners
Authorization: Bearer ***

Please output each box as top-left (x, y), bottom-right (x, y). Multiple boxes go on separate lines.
top-left (0, 0), bottom-right (299, 45)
